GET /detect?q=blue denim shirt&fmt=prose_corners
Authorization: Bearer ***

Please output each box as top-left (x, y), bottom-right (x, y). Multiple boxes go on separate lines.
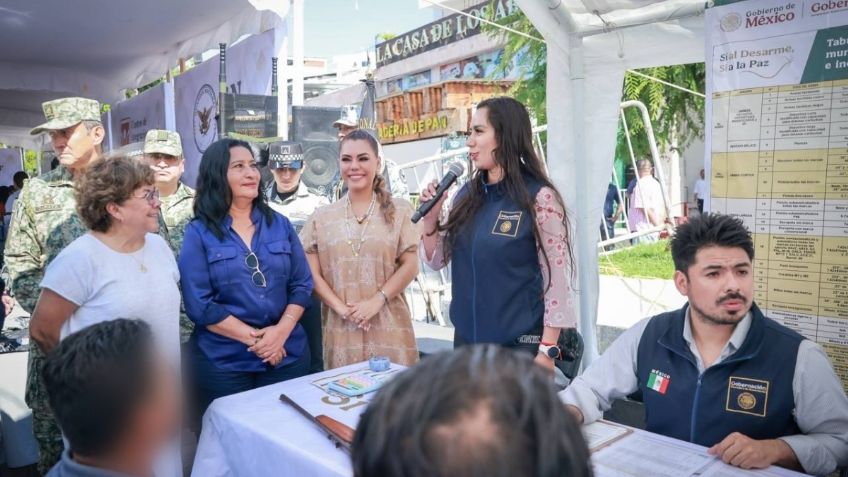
top-left (179, 207), bottom-right (313, 372)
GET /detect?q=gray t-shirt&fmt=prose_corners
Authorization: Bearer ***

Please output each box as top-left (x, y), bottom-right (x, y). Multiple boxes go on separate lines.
top-left (47, 450), bottom-right (131, 477)
top-left (40, 233), bottom-right (181, 365)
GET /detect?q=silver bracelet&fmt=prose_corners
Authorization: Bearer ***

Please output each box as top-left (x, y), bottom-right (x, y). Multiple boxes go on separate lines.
top-left (378, 289), bottom-right (389, 304)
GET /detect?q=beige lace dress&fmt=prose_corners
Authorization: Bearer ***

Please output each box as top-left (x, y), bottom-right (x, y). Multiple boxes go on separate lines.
top-left (300, 198), bottom-right (420, 369)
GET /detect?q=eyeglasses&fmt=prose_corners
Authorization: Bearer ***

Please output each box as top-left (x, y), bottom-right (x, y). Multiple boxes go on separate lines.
top-left (245, 252), bottom-right (267, 288)
top-left (132, 188), bottom-right (160, 205)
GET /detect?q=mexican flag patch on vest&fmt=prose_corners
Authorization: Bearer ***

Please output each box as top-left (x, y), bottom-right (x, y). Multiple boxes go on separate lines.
top-left (647, 369), bottom-right (670, 394)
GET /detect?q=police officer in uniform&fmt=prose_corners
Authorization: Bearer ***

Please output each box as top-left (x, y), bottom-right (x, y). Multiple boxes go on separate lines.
top-left (265, 141), bottom-right (328, 372)
top-left (265, 142), bottom-right (328, 232)
top-left (143, 129), bottom-right (196, 344)
top-left (562, 214), bottom-right (848, 476)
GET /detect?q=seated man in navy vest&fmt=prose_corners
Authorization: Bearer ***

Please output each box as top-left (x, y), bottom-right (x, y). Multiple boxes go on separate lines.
top-left (561, 214), bottom-right (848, 476)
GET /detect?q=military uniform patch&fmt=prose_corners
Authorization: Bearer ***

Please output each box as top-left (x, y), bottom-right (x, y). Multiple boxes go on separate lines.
top-left (726, 376), bottom-right (769, 417)
top-left (34, 202), bottom-right (63, 214)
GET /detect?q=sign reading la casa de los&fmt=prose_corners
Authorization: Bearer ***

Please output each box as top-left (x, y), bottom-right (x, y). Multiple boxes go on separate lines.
top-left (375, 0), bottom-right (517, 67)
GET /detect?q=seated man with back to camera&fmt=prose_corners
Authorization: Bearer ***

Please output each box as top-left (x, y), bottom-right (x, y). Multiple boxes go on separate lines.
top-left (561, 214), bottom-right (848, 476)
top-left (42, 319), bottom-right (180, 477)
top-left (352, 344), bottom-right (592, 477)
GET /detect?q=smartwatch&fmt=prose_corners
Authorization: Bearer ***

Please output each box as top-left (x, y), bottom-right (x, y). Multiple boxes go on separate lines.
top-left (538, 343), bottom-right (561, 360)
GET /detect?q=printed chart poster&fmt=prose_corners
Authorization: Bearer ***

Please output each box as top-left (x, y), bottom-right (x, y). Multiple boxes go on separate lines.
top-left (706, 0), bottom-right (848, 389)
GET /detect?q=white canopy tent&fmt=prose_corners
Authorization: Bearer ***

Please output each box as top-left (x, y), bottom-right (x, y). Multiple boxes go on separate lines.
top-left (513, 0), bottom-right (708, 363)
top-left (0, 0), bottom-right (290, 150)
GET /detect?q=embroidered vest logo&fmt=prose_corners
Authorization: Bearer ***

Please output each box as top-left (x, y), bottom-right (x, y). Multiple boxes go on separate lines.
top-left (726, 376), bottom-right (769, 417)
top-left (492, 210), bottom-right (522, 237)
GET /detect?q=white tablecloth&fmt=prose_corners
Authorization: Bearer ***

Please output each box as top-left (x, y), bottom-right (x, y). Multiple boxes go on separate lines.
top-left (191, 362), bottom-right (401, 477)
top-left (192, 362), bottom-right (810, 477)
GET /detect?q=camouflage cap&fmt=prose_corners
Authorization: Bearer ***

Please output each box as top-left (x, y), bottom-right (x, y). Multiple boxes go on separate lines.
top-left (268, 141), bottom-right (304, 169)
top-left (143, 130), bottom-right (183, 157)
top-left (30, 97), bottom-right (101, 135)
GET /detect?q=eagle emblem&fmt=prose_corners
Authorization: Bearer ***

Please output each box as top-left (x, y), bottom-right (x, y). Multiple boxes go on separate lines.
top-left (197, 106), bottom-right (213, 135)
top-left (193, 84), bottom-right (218, 153)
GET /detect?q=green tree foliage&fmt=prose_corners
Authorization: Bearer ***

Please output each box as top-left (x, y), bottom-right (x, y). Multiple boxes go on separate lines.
top-left (482, 3), bottom-right (705, 169)
top-left (480, 6), bottom-right (547, 124)
top-left (23, 150), bottom-right (38, 176)
top-left (618, 65), bottom-right (705, 164)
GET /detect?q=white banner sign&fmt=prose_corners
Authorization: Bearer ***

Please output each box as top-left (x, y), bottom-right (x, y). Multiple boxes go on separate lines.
top-left (706, 0), bottom-right (848, 389)
top-left (110, 83), bottom-right (171, 148)
top-left (175, 29), bottom-right (276, 187)
top-left (0, 148), bottom-right (23, 186)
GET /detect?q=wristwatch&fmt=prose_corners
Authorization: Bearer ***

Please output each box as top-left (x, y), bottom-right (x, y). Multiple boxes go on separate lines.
top-left (538, 343), bottom-right (561, 360)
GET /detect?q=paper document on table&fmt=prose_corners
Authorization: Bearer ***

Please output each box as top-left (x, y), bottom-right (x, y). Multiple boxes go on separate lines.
top-left (278, 365), bottom-right (403, 429)
top-left (583, 421), bottom-right (631, 451)
top-left (698, 461), bottom-right (809, 477)
top-left (592, 432), bottom-right (714, 477)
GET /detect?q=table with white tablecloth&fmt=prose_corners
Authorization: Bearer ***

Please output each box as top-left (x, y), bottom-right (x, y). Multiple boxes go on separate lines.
top-left (192, 363), bottom-right (811, 477)
top-left (191, 362), bottom-right (399, 477)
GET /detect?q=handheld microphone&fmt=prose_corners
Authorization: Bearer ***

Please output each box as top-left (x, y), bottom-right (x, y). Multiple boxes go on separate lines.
top-left (411, 162), bottom-right (465, 223)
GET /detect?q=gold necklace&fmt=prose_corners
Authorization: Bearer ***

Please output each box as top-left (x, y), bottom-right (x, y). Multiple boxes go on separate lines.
top-left (344, 195), bottom-right (376, 257)
top-left (129, 247), bottom-right (147, 273)
top-left (348, 194), bottom-right (375, 224)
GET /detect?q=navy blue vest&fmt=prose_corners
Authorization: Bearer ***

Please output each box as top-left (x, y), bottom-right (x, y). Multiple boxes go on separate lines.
top-left (636, 303), bottom-right (802, 447)
top-left (449, 176), bottom-right (544, 344)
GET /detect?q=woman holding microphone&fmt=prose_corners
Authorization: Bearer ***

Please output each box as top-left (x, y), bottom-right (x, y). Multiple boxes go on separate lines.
top-left (420, 97), bottom-right (576, 372)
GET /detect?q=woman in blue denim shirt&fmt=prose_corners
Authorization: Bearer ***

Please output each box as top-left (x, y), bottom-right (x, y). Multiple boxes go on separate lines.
top-left (179, 139), bottom-right (313, 418)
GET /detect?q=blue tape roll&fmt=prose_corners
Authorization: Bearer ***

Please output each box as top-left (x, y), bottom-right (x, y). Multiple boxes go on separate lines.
top-left (369, 356), bottom-right (391, 372)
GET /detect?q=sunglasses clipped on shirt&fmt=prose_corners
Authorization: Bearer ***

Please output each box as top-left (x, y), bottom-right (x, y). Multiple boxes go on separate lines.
top-left (245, 251), bottom-right (267, 288)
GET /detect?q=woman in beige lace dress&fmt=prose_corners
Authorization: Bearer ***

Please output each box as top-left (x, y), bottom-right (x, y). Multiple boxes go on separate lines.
top-left (301, 129), bottom-right (419, 369)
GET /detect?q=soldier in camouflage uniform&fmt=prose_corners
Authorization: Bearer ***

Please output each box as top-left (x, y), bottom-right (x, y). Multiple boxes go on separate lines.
top-left (143, 129), bottom-right (196, 343)
top-left (333, 112), bottom-right (409, 199)
top-left (262, 141), bottom-right (328, 372)
top-left (6, 98), bottom-right (105, 474)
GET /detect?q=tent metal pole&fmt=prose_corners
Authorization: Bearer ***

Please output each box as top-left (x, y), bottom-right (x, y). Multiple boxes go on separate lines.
top-left (276, 29), bottom-right (289, 139)
top-left (610, 160), bottom-right (627, 232)
top-left (620, 108), bottom-right (640, 227)
top-left (543, 0), bottom-right (601, 364)
top-left (291, 0), bottom-right (305, 107)
top-left (621, 100), bottom-right (674, 225)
